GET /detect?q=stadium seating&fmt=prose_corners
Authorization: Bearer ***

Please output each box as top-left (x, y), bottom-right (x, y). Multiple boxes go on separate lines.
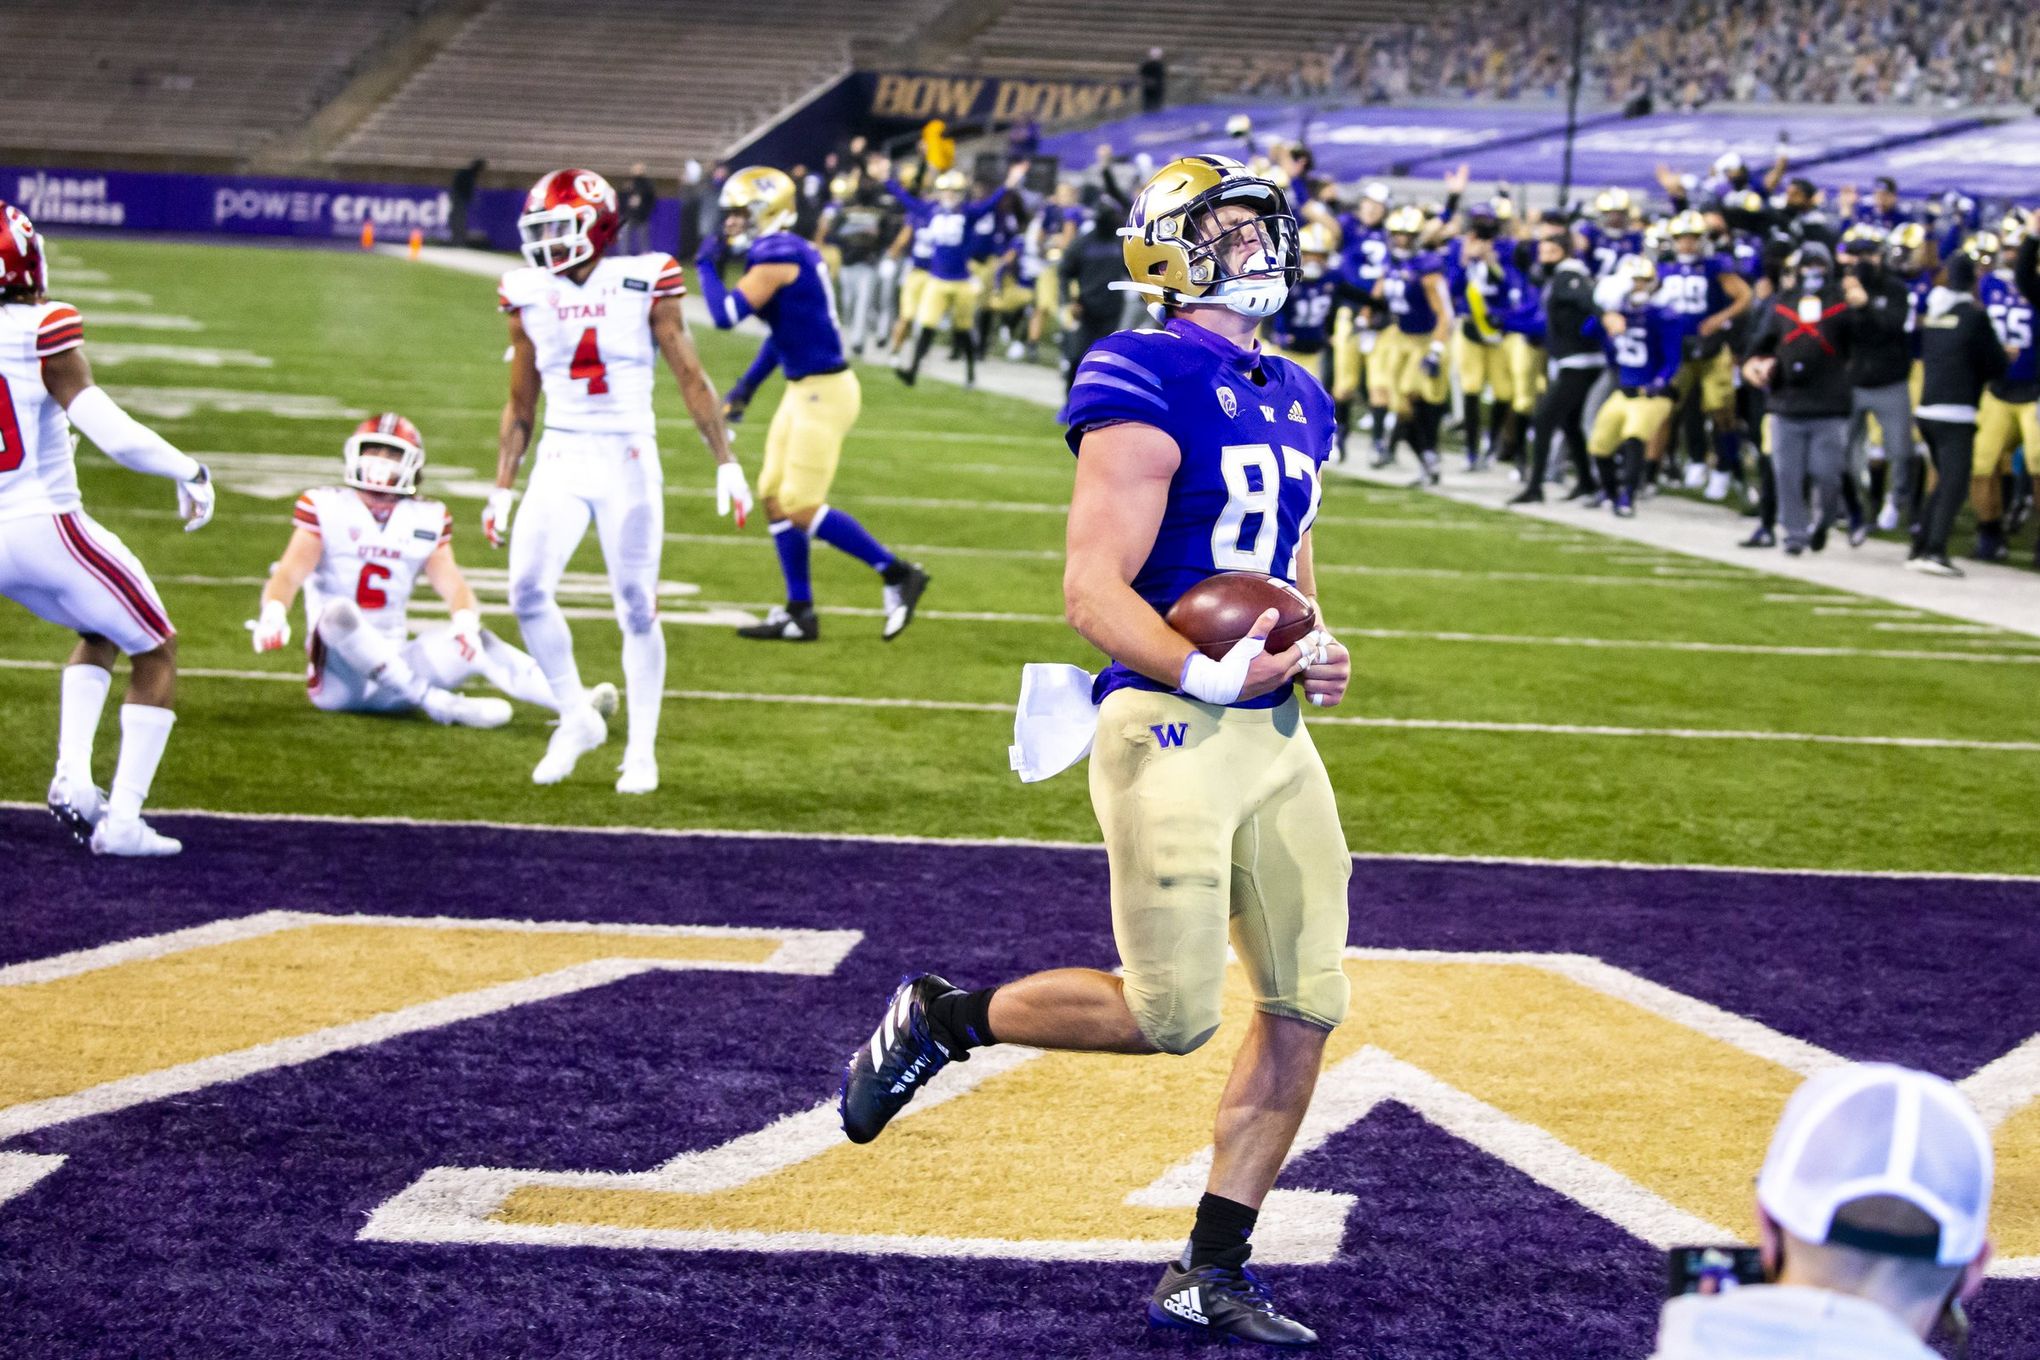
top-left (952, 0), bottom-right (1438, 89)
top-left (332, 0), bottom-right (946, 175)
top-left (0, 0), bottom-right (430, 163)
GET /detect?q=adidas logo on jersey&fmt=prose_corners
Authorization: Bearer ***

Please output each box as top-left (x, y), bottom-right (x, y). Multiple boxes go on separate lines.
top-left (1287, 400), bottom-right (1308, 423)
top-left (1162, 1288), bottom-right (1208, 1325)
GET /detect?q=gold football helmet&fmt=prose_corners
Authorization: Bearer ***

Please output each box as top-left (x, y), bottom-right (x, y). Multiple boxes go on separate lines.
top-left (1667, 209), bottom-right (1708, 239)
top-left (1618, 252), bottom-right (1658, 293)
top-left (1888, 221), bottom-right (1927, 253)
top-left (1962, 231), bottom-right (2001, 265)
top-left (719, 166), bottom-right (797, 250)
top-left (1112, 154), bottom-right (1297, 317)
top-left (2001, 209), bottom-right (2030, 249)
top-left (933, 169), bottom-right (969, 207)
top-left (1595, 187), bottom-right (1634, 222)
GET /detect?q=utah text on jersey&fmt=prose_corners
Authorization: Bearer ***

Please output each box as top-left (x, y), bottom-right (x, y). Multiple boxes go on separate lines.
top-left (498, 253), bottom-right (686, 435)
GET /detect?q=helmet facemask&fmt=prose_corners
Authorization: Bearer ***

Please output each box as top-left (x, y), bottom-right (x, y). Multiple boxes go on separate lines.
top-left (343, 437), bottom-right (424, 497)
top-left (518, 204), bottom-right (598, 274)
top-left (1176, 196), bottom-right (1296, 318)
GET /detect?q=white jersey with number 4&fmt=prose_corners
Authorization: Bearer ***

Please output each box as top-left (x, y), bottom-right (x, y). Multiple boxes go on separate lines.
top-left (498, 253), bottom-right (686, 437)
top-left (0, 299), bottom-right (87, 521)
top-left (294, 486), bottom-right (451, 640)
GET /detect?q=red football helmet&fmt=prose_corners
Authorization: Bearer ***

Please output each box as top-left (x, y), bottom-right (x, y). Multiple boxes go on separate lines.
top-left (0, 201), bottom-right (48, 298)
top-left (343, 413), bottom-right (426, 496)
top-left (518, 169), bottom-right (620, 273)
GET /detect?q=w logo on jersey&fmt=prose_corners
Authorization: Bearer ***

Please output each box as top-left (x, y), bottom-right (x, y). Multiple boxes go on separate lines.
top-left (1149, 722), bottom-right (1189, 748)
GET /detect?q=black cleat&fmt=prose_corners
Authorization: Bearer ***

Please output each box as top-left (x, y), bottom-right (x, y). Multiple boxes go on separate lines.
top-left (1809, 517), bottom-right (1831, 553)
top-left (737, 601), bottom-right (819, 642)
top-left (840, 973), bottom-right (967, 1145)
top-left (880, 560), bottom-right (930, 641)
top-left (1508, 486), bottom-right (1545, 505)
top-left (1739, 527), bottom-right (1776, 549)
top-left (1147, 1261), bottom-right (1318, 1347)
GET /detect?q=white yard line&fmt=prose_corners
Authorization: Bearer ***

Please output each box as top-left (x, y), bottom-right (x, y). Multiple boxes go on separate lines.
top-left (0, 657), bottom-right (2029, 750)
top-left (6, 799), bottom-right (2038, 884)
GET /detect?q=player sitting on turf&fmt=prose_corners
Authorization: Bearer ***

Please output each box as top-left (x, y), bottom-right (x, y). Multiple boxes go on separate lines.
top-left (250, 415), bottom-right (606, 729)
top-left (839, 154), bottom-right (1352, 1347)
top-left (0, 200), bottom-right (216, 856)
top-left (699, 166), bottom-right (929, 643)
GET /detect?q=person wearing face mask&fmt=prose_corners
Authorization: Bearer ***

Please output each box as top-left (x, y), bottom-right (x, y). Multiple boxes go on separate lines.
top-left (1741, 241), bottom-right (1861, 555)
top-left (1515, 223), bottom-right (1604, 503)
top-left (1837, 225), bottom-right (1915, 543)
top-left (839, 154), bottom-right (1351, 1348)
top-left (1910, 250), bottom-right (2008, 577)
top-left (1645, 1063), bottom-right (1994, 1360)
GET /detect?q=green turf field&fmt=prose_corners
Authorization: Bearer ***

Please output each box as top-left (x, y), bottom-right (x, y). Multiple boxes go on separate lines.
top-left (3, 236), bottom-right (2034, 874)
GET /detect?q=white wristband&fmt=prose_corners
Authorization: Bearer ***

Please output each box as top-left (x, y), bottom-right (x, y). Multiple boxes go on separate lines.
top-left (452, 608), bottom-right (481, 636)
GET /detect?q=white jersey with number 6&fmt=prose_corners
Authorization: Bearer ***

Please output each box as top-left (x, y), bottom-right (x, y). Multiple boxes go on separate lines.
top-left (497, 253), bottom-right (686, 437)
top-left (294, 486), bottom-right (451, 641)
top-left (0, 299), bottom-right (87, 521)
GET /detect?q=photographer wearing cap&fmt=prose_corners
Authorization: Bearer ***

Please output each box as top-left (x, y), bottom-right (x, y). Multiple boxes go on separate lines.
top-left (1649, 1063), bottom-right (1994, 1360)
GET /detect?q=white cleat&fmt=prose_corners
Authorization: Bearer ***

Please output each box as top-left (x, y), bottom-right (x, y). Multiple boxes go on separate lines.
top-left (47, 772), bottom-right (107, 845)
top-left (423, 690), bottom-right (513, 729)
top-left (1683, 463), bottom-right (1711, 490)
top-left (1704, 470), bottom-right (1732, 502)
top-left (1876, 500), bottom-right (1900, 532)
top-left (588, 681), bottom-right (620, 720)
top-left (91, 814), bottom-right (182, 857)
top-left (532, 702), bottom-right (607, 785)
top-left (615, 752), bottom-right (659, 795)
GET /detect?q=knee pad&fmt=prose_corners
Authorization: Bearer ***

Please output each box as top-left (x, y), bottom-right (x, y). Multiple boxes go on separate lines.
top-left (1128, 985), bottom-right (1223, 1056)
top-left (614, 582), bottom-right (659, 635)
top-left (316, 598), bottom-right (361, 639)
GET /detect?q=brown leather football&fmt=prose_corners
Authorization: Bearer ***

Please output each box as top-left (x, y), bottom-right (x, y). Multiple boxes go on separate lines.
top-left (1165, 572), bottom-right (1317, 660)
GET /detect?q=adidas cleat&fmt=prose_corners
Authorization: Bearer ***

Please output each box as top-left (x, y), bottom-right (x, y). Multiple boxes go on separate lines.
top-left (47, 773), bottom-right (107, 845)
top-left (1147, 1261), bottom-right (1318, 1347)
top-left (737, 602), bottom-right (819, 642)
top-left (880, 561), bottom-right (930, 641)
top-left (532, 701), bottom-right (607, 785)
top-left (840, 973), bottom-right (967, 1145)
top-left (90, 814), bottom-right (182, 858)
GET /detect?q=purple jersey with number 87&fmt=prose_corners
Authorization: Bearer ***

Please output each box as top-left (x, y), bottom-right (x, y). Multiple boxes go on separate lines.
top-left (1060, 317), bottom-right (1333, 708)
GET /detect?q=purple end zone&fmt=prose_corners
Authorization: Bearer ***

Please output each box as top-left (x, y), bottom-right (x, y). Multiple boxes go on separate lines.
top-left (2, 809), bottom-right (2034, 1358)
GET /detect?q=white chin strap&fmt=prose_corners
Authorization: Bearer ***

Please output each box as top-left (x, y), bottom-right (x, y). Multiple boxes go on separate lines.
top-left (1208, 249), bottom-right (1289, 318)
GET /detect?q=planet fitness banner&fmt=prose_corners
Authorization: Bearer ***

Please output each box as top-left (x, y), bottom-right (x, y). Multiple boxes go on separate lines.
top-left (5, 165), bottom-right (682, 256)
top-left (7, 166), bottom-right (454, 240)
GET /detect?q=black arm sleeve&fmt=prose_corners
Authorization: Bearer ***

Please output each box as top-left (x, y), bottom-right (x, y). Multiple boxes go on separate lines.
top-left (1973, 310), bottom-right (2009, 384)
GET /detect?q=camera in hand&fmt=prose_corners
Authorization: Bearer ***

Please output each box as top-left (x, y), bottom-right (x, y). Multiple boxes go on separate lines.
top-left (1667, 1245), bottom-right (1765, 1297)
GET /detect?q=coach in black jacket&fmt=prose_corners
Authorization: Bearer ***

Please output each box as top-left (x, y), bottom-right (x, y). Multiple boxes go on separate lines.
top-left (1517, 227), bottom-right (1602, 502)
top-left (1743, 244), bottom-right (1857, 554)
top-left (1909, 255), bottom-right (2009, 577)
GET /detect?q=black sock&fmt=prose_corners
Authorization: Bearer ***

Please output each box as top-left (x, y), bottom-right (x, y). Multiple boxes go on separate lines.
top-left (1369, 405), bottom-right (1388, 444)
top-left (1868, 460), bottom-right (1888, 508)
top-left (1185, 1192), bottom-right (1258, 1271)
top-left (1839, 475), bottom-right (1863, 523)
top-left (1594, 455), bottom-right (1619, 495)
top-left (926, 985), bottom-right (998, 1052)
top-left (909, 328), bottom-right (935, 378)
top-left (1461, 394), bottom-right (1482, 460)
top-left (961, 333), bottom-right (977, 383)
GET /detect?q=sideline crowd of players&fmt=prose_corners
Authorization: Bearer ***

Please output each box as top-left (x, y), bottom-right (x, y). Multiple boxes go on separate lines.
top-left (776, 134), bottom-right (2038, 575)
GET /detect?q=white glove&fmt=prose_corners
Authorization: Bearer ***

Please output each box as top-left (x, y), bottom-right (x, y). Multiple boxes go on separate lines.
top-left (248, 598), bottom-right (290, 653)
top-left (715, 459), bottom-right (752, 528)
top-left (451, 607), bottom-right (483, 661)
top-left (483, 487), bottom-right (515, 549)
top-left (177, 465), bottom-right (215, 532)
top-left (1178, 630), bottom-right (1269, 706)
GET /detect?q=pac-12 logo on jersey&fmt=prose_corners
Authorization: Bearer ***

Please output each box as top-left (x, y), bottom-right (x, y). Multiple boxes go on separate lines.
top-left (1216, 387), bottom-right (1238, 418)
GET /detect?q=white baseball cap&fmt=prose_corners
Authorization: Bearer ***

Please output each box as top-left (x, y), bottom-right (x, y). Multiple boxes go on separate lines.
top-left (1361, 181), bottom-right (1392, 205)
top-left (1757, 1063), bottom-right (1993, 1268)
top-left (1713, 151), bottom-right (1745, 176)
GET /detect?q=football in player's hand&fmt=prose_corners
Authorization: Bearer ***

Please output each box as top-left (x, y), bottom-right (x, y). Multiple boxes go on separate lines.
top-left (1166, 572), bottom-right (1317, 660)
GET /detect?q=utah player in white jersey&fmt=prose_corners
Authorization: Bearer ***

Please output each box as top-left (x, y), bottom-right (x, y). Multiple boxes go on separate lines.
top-left (248, 414), bottom-right (605, 729)
top-left (0, 201), bottom-right (215, 856)
top-left (486, 168), bottom-right (752, 794)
